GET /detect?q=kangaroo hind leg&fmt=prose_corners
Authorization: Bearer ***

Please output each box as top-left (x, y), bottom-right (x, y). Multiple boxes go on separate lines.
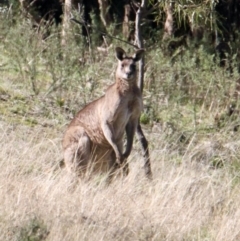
top-left (63, 126), bottom-right (91, 176)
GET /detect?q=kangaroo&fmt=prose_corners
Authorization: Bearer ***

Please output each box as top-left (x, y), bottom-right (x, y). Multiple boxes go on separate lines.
top-left (62, 47), bottom-right (145, 177)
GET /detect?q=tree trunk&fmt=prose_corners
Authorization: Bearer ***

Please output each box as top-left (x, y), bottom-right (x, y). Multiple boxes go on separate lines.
top-left (62, 0), bottom-right (72, 46)
top-left (123, 4), bottom-right (132, 40)
top-left (98, 0), bottom-right (110, 28)
top-left (163, 2), bottom-right (174, 40)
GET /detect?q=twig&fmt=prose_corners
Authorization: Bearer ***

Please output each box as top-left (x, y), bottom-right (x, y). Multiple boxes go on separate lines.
top-left (70, 17), bottom-right (139, 49)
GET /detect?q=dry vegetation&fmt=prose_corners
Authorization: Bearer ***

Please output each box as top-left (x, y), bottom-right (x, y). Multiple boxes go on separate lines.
top-left (1, 120), bottom-right (240, 241)
top-left (1, 13), bottom-right (240, 241)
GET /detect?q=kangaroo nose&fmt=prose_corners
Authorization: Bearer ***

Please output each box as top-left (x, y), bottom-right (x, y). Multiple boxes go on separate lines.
top-left (126, 72), bottom-right (132, 78)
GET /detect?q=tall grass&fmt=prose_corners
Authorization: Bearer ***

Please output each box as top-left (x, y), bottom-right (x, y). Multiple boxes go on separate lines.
top-left (1, 122), bottom-right (240, 241)
top-left (1, 13), bottom-right (240, 241)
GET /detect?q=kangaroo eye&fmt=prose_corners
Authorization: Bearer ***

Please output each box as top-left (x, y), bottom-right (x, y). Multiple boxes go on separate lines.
top-left (130, 64), bottom-right (136, 70)
top-left (121, 64), bottom-right (125, 68)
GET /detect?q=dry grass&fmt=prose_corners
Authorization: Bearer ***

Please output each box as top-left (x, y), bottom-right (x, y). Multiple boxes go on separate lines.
top-left (1, 120), bottom-right (240, 241)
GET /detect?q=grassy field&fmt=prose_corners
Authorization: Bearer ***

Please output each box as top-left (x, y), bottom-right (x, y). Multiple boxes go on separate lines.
top-left (1, 15), bottom-right (240, 241)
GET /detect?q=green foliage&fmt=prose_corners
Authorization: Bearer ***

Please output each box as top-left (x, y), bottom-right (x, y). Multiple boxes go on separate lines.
top-left (140, 112), bottom-right (150, 125)
top-left (17, 217), bottom-right (49, 241)
top-left (150, 0), bottom-right (217, 29)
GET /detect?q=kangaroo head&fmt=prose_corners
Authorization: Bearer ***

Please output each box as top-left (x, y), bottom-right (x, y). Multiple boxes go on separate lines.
top-left (115, 47), bottom-right (144, 81)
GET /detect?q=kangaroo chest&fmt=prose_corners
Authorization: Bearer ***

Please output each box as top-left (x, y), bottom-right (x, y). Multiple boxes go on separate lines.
top-left (112, 95), bottom-right (142, 128)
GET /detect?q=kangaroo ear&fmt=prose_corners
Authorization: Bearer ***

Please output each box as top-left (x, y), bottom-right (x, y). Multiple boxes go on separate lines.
top-left (132, 49), bottom-right (145, 61)
top-left (115, 47), bottom-right (126, 61)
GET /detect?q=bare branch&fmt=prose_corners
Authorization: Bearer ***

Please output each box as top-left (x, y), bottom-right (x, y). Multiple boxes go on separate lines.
top-left (134, 0), bottom-right (153, 179)
top-left (70, 17), bottom-right (139, 49)
top-left (135, 0), bottom-right (146, 91)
